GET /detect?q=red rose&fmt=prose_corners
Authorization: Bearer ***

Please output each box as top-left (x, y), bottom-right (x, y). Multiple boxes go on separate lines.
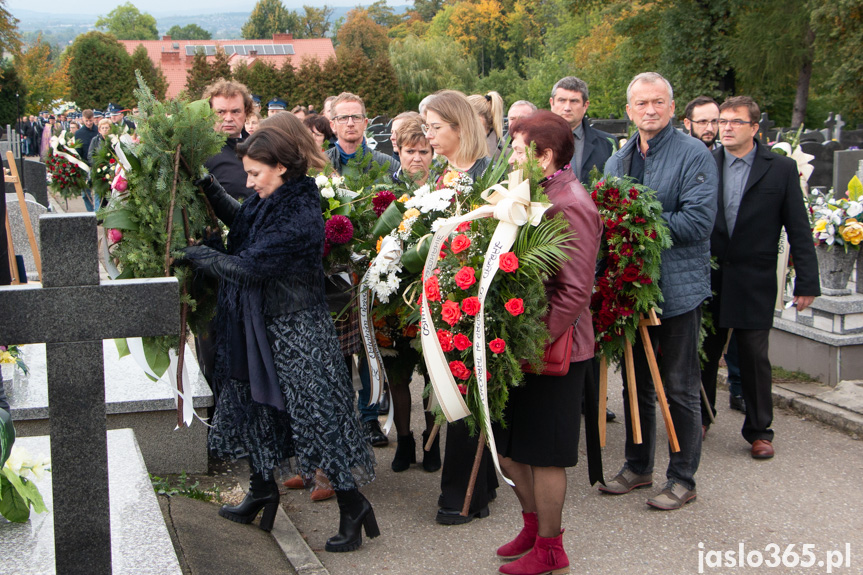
top-left (499, 252), bottom-right (519, 273)
top-left (598, 309), bottom-right (616, 328)
top-left (453, 266), bottom-right (476, 290)
top-left (456, 221), bottom-right (471, 232)
top-left (457, 383), bottom-right (468, 395)
top-left (489, 338), bottom-right (506, 354)
top-left (451, 234), bottom-right (471, 254)
top-left (504, 298), bottom-right (524, 316)
top-left (461, 296), bottom-right (481, 316)
top-left (449, 360), bottom-right (471, 380)
top-left (453, 333), bottom-right (472, 351)
top-left (425, 276), bottom-right (441, 302)
top-left (621, 265), bottom-right (640, 282)
top-left (640, 275), bottom-right (653, 284)
top-left (437, 329), bottom-right (454, 352)
top-left (441, 300), bottom-right (462, 326)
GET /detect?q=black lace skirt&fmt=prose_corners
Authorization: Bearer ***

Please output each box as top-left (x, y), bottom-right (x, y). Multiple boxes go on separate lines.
top-left (208, 304), bottom-right (375, 489)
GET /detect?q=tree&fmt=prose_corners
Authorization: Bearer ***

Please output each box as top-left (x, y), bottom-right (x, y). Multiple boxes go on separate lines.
top-left (184, 48), bottom-right (233, 99)
top-left (242, 0), bottom-right (301, 40)
top-left (238, 60), bottom-right (282, 105)
top-left (367, 0), bottom-right (403, 28)
top-left (14, 34), bottom-right (69, 114)
top-left (129, 44), bottom-right (167, 101)
top-left (388, 34), bottom-right (475, 97)
top-left (448, 0), bottom-right (507, 75)
top-left (0, 59), bottom-right (26, 127)
top-left (165, 24), bottom-right (212, 40)
top-left (0, 0), bottom-right (21, 57)
top-left (300, 5), bottom-right (334, 38)
top-left (812, 0), bottom-right (863, 117)
top-left (414, 0), bottom-right (445, 22)
top-left (336, 9), bottom-right (389, 62)
top-left (67, 32), bottom-right (135, 109)
top-left (95, 2), bottom-right (159, 41)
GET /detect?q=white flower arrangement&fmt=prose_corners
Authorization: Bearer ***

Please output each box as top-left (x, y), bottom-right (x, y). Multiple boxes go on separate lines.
top-left (404, 184), bottom-right (458, 214)
top-left (364, 256), bottom-right (403, 303)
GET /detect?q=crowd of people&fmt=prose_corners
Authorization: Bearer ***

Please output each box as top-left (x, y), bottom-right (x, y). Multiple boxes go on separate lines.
top-left (9, 70), bottom-right (819, 575)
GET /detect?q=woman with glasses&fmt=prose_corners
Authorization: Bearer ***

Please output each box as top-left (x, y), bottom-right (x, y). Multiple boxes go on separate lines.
top-left (420, 89), bottom-right (499, 525)
top-left (422, 90), bottom-right (492, 184)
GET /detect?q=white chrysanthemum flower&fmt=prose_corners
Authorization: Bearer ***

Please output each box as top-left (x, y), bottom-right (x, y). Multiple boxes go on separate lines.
top-left (848, 202), bottom-right (862, 218)
top-left (331, 175), bottom-right (345, 187)
top-left (321, 187), bottom-right (335, 199)
top-left (315, 174), bottom-right (329, 187)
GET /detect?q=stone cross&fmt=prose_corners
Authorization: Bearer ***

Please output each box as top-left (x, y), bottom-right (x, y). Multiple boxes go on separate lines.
top-left (0, 213), bottom-right (178, 575)
top-left (834, 114), bottom-right (846, 143)
top-left (757, 112), bottom-right (775, 144)
top-left (824, 112), bottom-right (837, 141)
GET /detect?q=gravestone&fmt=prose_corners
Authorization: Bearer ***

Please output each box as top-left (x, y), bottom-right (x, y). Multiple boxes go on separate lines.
top-left (823, 112), bottom-right (837, 141)
top-left (802, 140), bottom-right (844, 190)
top-left (4, 158), bottom-right (49, 207)
top-left (834, 114), bottom-right (847, 143)
top-left (800, 129), bottom-right (826, 143)
top-left (5, 192), bottom-right (47, 281)
top-left (0, 213), bottom-right (178, 575)
top-left (840, 129), bottom-right (863, 150)
top-left (833, 149), bottom-right (863, 196)
top-left (591, 118), bottom-right (630, 136)
top-left (757, 112), bottom-right (776, 144)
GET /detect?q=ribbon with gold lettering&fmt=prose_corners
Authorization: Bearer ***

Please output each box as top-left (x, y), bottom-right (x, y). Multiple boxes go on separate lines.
top-left (420, 170), bottom-right (549, 485)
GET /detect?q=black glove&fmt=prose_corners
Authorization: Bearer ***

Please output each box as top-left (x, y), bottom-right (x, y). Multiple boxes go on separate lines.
top-left (193, 173), bottom-right (222, 197)
top-left (177, 245), bottom-right (255, 283)
top-left (194, 173), bottom-right (240, 225)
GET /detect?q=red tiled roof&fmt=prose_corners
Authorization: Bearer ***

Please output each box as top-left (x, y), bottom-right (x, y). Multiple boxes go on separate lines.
top-left (121, 35), bottom-right (336, 99)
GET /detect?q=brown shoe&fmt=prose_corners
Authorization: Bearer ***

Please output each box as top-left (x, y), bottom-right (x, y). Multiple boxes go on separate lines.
top-left (310, 488), bottom-right (335, 501)
top-left (598, 467), bottom-right (653, 495)
top-left (751, 439), bottom-right (774, 459)
top-left (283, 474), bottom-right (305, 489)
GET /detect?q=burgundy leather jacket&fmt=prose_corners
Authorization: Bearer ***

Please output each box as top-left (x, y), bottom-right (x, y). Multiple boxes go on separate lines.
top-left (541, 168), bottom-right (602, 363)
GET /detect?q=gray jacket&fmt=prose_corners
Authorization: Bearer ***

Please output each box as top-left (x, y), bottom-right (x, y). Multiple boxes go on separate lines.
top-left (604, 122), bottom-right (717, 318)
top-left (325, 143), bottom-right (400, 182)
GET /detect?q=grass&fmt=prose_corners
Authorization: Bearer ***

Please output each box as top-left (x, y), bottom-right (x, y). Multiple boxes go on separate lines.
top-left (771, 366), bottom-right (819, 383)
top-left (150, 471), bottom-right (223, 503)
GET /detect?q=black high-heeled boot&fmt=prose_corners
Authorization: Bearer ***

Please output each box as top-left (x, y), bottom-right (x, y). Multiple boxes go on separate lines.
top-left (218, 472), bottom-right (280, 532)
top-left (422, 429), bottom-right (441, 472)
top-left (325, 489), bottom-right (381, 552)
top-left (391, 433), bottom-right (416, 472)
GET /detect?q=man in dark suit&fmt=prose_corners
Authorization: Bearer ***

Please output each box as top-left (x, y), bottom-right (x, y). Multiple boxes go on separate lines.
top-left (701, 96), bottom-right (820, 460)
top-left (549, 76), bottom-right (615, 185)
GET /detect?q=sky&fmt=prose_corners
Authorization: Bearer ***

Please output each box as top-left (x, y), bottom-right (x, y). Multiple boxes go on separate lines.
top-left (6, 0), bottom-right (382, 15)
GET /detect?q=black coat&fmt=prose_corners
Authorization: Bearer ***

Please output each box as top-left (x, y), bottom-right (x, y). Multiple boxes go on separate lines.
top-left (577, 121), bottom-right (615, 183)
top-left (709, 140), bottom-right (820, 330)
top-left (75, 125), bottom-right (100, 165)
top-left (205, 131), bottom-right (254, 201)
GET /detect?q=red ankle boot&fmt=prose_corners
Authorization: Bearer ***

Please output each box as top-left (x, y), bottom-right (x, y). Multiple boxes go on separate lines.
top-left (497, 512), bottom-right (538, 558)
top-left (498, 531), bottom-right (569, 575)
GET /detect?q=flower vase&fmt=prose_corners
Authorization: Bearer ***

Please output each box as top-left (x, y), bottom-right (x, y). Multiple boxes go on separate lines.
top-left (0, 362), bottom-right (12, 385)
top-left (816, 244), bottom-right (857, 296)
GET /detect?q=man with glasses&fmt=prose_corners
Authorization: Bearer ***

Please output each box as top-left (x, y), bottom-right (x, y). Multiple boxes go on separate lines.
top-left (683, 96), bottom-right (721, 150)
top-left (325, 92), bottom-right (400, 182)
top-left (600, 72), bottom-right (717, 511)
top-left (701, 96), bottom-right (819, 460)
top-left (325, 92), bottom-right (400, 448)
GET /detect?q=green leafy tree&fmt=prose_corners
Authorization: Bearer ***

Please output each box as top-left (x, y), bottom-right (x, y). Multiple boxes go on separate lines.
top-left (414, 0), bottom-right (445, 22)
top-left (388, 34), bottom-right (476, 97)
top-left (0, 0), bottom-right (21, 58)
top-left (300, 5), bottom-right (334, 38)
top-left (95, 2), bottom-right (159, 41)
top-left (239, 60), bottom-right (282, 105)
top-left (129, 44), bottom-right (167, 101)
top-left (812, 0), bottom-right (863, 117)
top-left (367, 0), bottom-right (404, 28)
top-left (336, 9), bottom-right (389, 62)
top-left (14, 34), bottom-right (69, 114)
top-left (165, 24), bottom-right (212, 40)
top-left (294, 56), bottom-right (330, 108)
top-left (184, 48), bottom-right (233, 100)
top-left (0, 59), bottom-right (26, 127)
top-left (67, 31), bottom-right (135, 109)
top-left (242, 0), bottom-right (301, 39)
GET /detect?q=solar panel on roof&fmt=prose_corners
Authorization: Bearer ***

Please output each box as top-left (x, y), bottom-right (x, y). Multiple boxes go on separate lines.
top-left (264, 45), bottom-right (275, 55)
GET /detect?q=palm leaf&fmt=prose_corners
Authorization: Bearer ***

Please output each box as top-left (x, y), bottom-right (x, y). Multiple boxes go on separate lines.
top-left (515, 216), bottom-right (576, 277)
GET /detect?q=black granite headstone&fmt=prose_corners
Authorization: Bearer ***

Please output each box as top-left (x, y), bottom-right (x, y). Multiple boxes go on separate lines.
top-left (3, 158), bottom-right (48, 207)
top-left (0, 214), bottom-right (178, 575)
top-left (801, 140), bottom-right (844, 190)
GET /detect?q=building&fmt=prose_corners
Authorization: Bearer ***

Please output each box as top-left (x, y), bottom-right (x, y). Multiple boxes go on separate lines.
top-left (120, 33), bottom-right (336, 100)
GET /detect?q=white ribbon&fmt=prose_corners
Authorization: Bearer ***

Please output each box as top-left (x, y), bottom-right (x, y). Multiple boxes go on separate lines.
top-left (358, 236), bottom-right (401, 406)
top-left (126, 338), bottom-right (202, 428)
top-left (108, 134), bottom-right (133, 171)
top-left (420, 170), bottom-right (549, 486)
top-left (49, 130), bottom-right (90, 174)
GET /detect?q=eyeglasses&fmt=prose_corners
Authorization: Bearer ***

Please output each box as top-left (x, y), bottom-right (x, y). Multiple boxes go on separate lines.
top-left (718, 119), bottom-right (755, 128)
top-left (421, 123), bottom-right (446, 136)
top-left (689, 119), bottom-right (719, 127)
top-left (333, 114), bottom-right (365, 124)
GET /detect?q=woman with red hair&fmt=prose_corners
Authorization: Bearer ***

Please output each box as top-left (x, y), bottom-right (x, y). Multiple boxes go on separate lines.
top-left (494, 111), bottom-right (602, 575)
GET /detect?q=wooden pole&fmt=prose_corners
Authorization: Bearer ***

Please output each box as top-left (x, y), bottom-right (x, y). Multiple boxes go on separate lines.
top-left (424, 423), bottom-right (440, 451)
top-left (623, 339), bottom-right (642, 444)
top-left (4, 212), bottom-right (19, 284)
top-left (460, 430), bottom-right (486, 517)
top-left (598, 355), bottom-right (608, 447)
top-left (6, 151), bottom-right (41, 278)
top-left (164, 145), bottom-right (182, 277)
top-left (637, 312), bottom-right (680, 452)
top-left (177, 292), bottom-right (188, 429)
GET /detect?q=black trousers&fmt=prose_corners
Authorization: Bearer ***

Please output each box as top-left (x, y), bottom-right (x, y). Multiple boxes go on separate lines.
top-left (439, 420), bottom-right (499, 513)
top-left (702, 327), bottom-right (773, 443)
